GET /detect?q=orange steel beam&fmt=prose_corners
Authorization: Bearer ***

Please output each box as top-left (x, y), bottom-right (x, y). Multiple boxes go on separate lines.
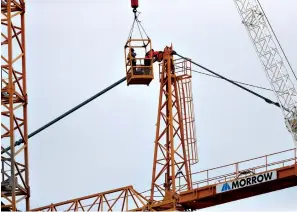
top-left (149, 45), bottom-right (192, 210)
top-left (32, 148), bottom-right (296, 211)
top-left (31, 186), bottom-right (148, 211)
top-left (178, 163), bottom-right (297, 210)
top-left (1, 0), bottom-right (29, 211)
top-left (147, 148), bottom-right (297, 211)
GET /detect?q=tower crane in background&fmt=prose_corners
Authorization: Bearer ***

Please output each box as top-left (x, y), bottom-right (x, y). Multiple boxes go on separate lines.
top-left (2, 0), bottom-right (297, 211)
top-left (233, 0), bottom-right (297, 148)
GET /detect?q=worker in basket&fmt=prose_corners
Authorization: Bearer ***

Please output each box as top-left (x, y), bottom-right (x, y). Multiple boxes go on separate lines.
top-left (144, 49), bottom-right (163, 74)
top-left (127, 47), bottom-right (146, 75)
top-left (127, 48), bottom-right (137, 73)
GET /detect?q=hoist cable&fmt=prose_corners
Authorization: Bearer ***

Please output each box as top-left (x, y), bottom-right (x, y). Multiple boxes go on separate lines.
top-left (134, 11), bottom-right (149, 47)
top-left (4, 52), bottom-right (288, 156)
top-left (191, 70), bottom-right (290, 94)
top-left (135, 18), bottom-right (146, 47)
top-left (192, 69), bottom-right (272, 91)
top-left (1, 77), bottom-right (127, 154)
top-left (127, 18), bottom-right (136, 40)
top-left (133, 10), bottom-right (149, 39)
top-left (126, 9), bottom-right (149, 48)
top-left (138, 19), bottom-right (150, 39)
top-left (192, 69), bottom-right (296, 96)
top-left (174, 52), bottom-right (290, 112)
top-left (174, 64), bottom-right (274, 92)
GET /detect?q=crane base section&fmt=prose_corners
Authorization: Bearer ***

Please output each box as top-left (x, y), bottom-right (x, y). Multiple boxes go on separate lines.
top-left (178, 165), bottom-right (297, 210)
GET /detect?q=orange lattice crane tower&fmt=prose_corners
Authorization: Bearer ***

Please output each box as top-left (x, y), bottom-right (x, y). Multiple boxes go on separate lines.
top-left (125, 1), bottom-right (198, 210)
top-left (1, 0), bottom-right (30, 211)
top-left (148, 46), bottom-right (194, 211)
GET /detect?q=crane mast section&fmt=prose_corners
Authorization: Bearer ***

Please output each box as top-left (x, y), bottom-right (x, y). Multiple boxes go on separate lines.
top-left (234, 0), bottom-right (297, 146)
top-left (1, 0), bottom-right (30, 211)
top-left (149, 46), bottom-right (192, 210)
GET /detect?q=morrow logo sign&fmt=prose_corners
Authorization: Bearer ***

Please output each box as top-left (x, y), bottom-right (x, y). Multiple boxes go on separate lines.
top-left (216, 171), bottom-right (277, 194)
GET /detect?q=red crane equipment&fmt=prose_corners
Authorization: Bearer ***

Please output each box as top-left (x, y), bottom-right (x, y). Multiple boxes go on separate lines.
top-left (131, 0), bottom-right (138, 10)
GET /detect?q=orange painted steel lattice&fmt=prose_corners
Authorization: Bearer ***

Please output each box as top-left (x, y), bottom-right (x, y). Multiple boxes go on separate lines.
top-left (149, 45), bottom-right (192, 210)
top-left (1, 0), bottom-right (29, 211)
top-left (32, 149), bottom-right (296, 211)
top-left (31, 186), bottom-right (149, 211)
top-left (177, 148), bottom-right (297, 210)
top-left (124, 39), bottom-right (154, 86)
top-left (178, 148), bottom-right (297, 191)
top-left (158, 57), bottom-right (199, 193)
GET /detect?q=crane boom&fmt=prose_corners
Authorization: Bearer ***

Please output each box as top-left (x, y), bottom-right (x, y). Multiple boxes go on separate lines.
top-left (233, 0), bottom-right (297, 147)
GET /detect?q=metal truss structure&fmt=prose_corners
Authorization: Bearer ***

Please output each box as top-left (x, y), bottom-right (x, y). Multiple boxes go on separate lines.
top-left (31, 186), bottom-right (148, 211)
top-left (148, 46), bottom-right (197, 211)
top-left (234, 0), bottom-right (297, 147)
top-left (1, 0), bottom-right (29, 211)
top-left (31, 149), bottom-right (297, 211)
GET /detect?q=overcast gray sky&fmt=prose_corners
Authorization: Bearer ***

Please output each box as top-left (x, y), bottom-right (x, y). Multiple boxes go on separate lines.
top-left (25, 0), bottom-right (297, 211)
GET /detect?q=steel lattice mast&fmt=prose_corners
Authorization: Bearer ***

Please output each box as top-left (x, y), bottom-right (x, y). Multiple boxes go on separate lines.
top-left (233, 0), bottom-right (297, 147)
top-left (1, 0), bottom-right (30, 210)
top-left (149, 46), bottom-right (192, 211)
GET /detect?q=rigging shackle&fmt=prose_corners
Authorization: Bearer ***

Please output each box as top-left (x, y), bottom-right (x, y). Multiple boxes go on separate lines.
top-left (131, 0), bottom-right (138, 18)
